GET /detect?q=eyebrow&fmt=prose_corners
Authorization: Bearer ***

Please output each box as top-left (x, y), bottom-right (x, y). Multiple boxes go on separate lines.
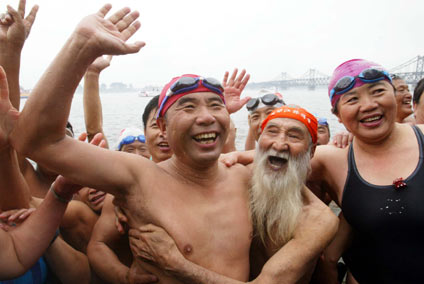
top-left (367, 82), bottom-right (386, 89)
top-left (177, 97), bottom-right (197, 106)
top-left (207, 97), bottom-right (224, 104)
top-left (288, 126), bottom-right (306, 135)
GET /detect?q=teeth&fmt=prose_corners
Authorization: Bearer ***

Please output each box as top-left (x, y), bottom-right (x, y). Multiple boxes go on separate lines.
top-left (158, 142), bottom-right (169, 147)
top-left (362, 116), bottom-right (380, 122)
top-left (194, 133), bottom-right (216, 140)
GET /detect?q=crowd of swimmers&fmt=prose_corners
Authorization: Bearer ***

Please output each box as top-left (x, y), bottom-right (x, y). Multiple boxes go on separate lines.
top-left (1, 1), bottom-right (424, 284)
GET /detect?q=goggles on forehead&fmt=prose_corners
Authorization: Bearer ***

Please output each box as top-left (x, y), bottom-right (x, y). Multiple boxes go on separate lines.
top-left (246, 93), bottom-right (285, 112)
top-left (330, 68), bottom-right (392, 102)
top-left (318, 117), bottom-right (328, 126)
top-left (118, 135), bottom-right (146, 151)
top-left (157, 76), bottom-right (224, 118)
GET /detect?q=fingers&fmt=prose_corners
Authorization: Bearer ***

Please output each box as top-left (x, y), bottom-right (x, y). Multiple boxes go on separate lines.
top-left (222, 71), bottom-right (229, 87)
top-left (239, 72), bottom-right (250, 91)
top-left (121, 20), bottom-right (141, 41)
top-left (9, 208), bottom-right (28, 221)
top-left (115, 10), bottom-right (139, 33)
top-left (24, 5), bottom-right (39, 29)
top-left (97, 4), bottom-right (113, 18)
top-left (90, 132), bottom-right (104, 146)
top-left (19, 208), bottom-right (35, 220)
top-left (121, 40), bottom-right (146, 55)
top-left (107, 6), bottom-right (130, 24)
top-left (18, 0), bottom-right (26, 18)
top-left (5, 6), bottom-right (22, 26)
top-left (228, 68), bottom-right (238, 86)
top-left (99, 139), bottom-right (107, 148)
top-left (234, 69), bottom-right (246, 88)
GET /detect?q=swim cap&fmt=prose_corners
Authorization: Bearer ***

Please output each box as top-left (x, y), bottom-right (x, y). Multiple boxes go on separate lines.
top-left (328, 59), bottom-right (389, 107)
top-left (157, 74), bottom-right (225, 118)
top-left (261, 106), bottom-right (318, 144)
top-left (116, 127), bottom-right (145, 150)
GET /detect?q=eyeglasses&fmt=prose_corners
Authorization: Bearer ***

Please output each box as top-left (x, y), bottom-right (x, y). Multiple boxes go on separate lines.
top-left (118, 135), bottom-right (146, 151)
top-left (329, 68), bottom-right (392, 101)
top-left (157, 76), bottom-right (224, 118)
top-left (246, 93), bottom-right (285, 112)
top-left (318, 117), bottom-right (328, 126)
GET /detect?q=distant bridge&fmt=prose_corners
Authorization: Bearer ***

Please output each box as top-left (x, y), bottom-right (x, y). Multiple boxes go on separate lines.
top-left (248, 56), bottom-right (424, 90)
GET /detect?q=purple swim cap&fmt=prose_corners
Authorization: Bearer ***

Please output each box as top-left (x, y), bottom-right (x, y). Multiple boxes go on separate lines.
top-left (328, 59), bottom-right (389, 108)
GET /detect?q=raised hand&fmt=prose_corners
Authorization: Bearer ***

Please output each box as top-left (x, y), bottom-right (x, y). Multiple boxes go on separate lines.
top-left (0, 0), bottom-right (38, 52)
top-left (87, 55), bottom-right (113, 73)
top-left (222, 68), bottom-right (251, 114)
top-left (0, 66), bottom-right (19, 151)
top-left (74, 4), bottom-right (145, 59)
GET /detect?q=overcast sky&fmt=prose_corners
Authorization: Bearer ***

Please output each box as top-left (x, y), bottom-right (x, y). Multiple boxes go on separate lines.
top-left (2, 0), bottom-right (423, 89)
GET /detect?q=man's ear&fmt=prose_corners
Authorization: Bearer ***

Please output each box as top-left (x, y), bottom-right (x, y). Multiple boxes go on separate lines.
top-left (157, 117), bottom-right (167, 136)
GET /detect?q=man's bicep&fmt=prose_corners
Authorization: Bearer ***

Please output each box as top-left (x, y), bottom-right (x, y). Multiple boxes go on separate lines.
top-left (35, 137), bottom-right (144, 196)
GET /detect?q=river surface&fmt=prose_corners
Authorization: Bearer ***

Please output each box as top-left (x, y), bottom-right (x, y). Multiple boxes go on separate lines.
top-left (60, 87), bottom-right (346, 150)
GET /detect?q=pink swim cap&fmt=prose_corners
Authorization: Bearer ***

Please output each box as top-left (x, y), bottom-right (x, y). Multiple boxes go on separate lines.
top-left (328, 59), bottom-right (389, 108)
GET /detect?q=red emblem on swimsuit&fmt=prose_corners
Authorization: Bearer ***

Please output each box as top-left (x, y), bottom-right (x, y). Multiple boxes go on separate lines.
top-left (393, 178), bottom-right (407, 190)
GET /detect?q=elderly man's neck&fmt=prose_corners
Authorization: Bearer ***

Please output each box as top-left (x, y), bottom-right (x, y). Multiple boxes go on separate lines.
top-left (167, 156), bottom-right (222, 186)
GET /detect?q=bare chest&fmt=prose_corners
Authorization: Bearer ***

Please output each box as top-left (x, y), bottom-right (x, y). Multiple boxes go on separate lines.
top-left (124, 178), bottom-right (253, 274)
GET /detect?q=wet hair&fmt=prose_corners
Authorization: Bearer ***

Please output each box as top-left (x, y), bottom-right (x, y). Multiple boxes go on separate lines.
top-left (414, 78), bottom-right (424, 104)
top-left (66, 121), bottom-right (74, 137)
top-left (142, 95), bottom-right (160, 129)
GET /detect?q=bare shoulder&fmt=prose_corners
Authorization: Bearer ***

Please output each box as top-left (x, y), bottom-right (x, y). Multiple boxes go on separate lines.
top-left (221, 161), bottom-right (252, 182)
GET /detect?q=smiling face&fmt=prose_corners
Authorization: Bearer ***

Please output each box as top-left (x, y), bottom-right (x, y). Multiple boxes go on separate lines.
top-left (249, 106), bottom-right (278, 141)
top-left (145, 108), bottom-right (173, 163)
top-left (317, 124), bottom-right (330, 145)
top-left (393, 78), bottom-right (413, 122)
top-left (258, 117), bottom-right (312, 172)
top-left (336, 80), bottom-right (397, 143)
top-left (121, 140), bottom-right (150, 159)
top-left (158, 92), bottom-right (230, 166)
top-left (77, 187), bottom-right (106, 214)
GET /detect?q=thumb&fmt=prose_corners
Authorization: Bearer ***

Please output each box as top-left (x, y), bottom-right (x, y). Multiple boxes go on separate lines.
top-left (240, 97), bottom-right (251, 106)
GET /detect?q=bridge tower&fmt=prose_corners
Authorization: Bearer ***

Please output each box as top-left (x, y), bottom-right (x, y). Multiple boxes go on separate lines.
top-left (415, 56), bottom-right (424, 83)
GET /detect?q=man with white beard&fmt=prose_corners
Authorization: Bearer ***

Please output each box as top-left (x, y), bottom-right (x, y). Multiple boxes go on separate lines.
top-left (128, 105), bottom-right (338, 283)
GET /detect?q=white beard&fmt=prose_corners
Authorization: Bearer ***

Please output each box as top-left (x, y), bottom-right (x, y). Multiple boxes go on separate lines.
top-left (250, 147), bottom-right (311, 248)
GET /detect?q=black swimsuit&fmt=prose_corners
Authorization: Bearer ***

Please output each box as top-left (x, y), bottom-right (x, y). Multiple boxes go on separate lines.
top-left (341, 126), bottom-right (424, 284)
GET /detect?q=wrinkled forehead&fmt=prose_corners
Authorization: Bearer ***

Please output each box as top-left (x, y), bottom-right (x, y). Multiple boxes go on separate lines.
top-left (265, 117), bottom-right (309, 134)
top-left (167, 91), bottom-right (224, 111)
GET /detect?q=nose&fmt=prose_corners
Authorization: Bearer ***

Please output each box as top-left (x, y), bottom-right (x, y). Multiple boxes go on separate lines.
top-left (271, 135), bottom-right (289, 152)
top-left (360, 94), bottom-right (378, 113)
top-left (195, 106), bottom-right (216, 125)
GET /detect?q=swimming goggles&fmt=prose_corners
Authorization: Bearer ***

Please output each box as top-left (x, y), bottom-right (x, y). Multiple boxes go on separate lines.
top-left (246, 93), bottom-right (285, 112)
top-left (329, 68), bottom-right (392, 101)
top-left (318, 117), bottom-right (328, 126)
top-left (118, 135), bottom-right (146, 150)
top-left (157, 76), bottom-right (224, 118)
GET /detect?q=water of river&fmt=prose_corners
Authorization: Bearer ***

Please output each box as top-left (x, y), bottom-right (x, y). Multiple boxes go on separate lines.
top-left (21, 87), bottom-right (346, 150)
